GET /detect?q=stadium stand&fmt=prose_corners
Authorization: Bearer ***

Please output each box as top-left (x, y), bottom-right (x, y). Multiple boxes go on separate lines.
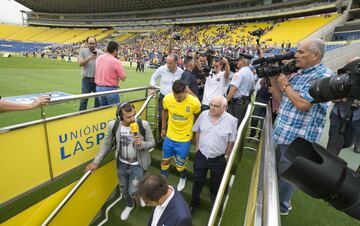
top-left (261, 14), bottom-right (339, 46)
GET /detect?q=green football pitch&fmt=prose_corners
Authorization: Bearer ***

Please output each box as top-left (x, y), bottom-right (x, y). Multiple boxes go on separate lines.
top-left (0, 56), bottom-right (154, 127)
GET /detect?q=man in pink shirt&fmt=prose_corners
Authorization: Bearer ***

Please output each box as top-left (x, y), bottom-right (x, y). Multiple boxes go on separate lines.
top-left (95, 41), bottom-right (126, 106)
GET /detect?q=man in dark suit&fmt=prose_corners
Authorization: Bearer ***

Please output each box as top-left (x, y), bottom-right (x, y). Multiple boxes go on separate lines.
top-left (137, 174), bottom-right (192, 226)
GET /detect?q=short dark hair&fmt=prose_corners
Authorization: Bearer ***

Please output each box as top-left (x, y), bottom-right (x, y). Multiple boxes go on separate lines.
top-left (168, 53), bottom-right (178, 62)
top-left (116, 102), bottom-right (134, 119)
top-left (86, 36), bottom-right (96, 43)
top-left (107, 41), bottom-right (119, 53)
top-left (184, 55), bottom-right (193, 65)
top-left (172, 80), bottom-right (186, 94)
top-left (137, 174), bottom-right (168, 202)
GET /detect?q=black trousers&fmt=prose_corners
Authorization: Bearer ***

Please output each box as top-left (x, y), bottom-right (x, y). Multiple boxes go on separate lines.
top-left (228, 99), bottom-right (250, 128)
top-left (190, 151), bottom-right (226, 207)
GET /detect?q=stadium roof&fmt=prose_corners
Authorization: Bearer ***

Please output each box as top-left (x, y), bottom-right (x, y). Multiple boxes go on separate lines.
top-left (16, 0), bottom-right (237, 14)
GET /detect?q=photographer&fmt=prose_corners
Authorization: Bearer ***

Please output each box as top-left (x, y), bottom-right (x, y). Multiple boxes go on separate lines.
top-left (269, 38), bottom-right (334, 215)
top-left (226, 56), bottom-right (255, 126)
top-left (78, 37), bottom-right (104, 111)
top-left (201, 57), bottom-right (230, 111)
top-left (327, 57), bottom-right (360, 154)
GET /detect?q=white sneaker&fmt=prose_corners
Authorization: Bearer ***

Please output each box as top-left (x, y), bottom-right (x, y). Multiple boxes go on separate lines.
top-left (177, 177), bottom-right (187, 191)
top-left (120, 206), bottom-right (134, 221)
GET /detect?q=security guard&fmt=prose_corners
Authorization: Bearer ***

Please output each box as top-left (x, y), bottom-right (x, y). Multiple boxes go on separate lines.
top-left (226, 56), bottom-right (255, 127)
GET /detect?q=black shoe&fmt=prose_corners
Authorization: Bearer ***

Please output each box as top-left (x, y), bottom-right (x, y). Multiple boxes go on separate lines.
top-left (189, 206), bottom-right (197, 214)
top-left (354, 147), bottom-right (360, 153)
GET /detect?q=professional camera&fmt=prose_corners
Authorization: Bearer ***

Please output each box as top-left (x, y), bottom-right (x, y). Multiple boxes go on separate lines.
top-left (253, 51), bottom-right (299, 78)
top-left (92, 50), bottom-right (97, 55)
top-left (281, 137), bottom-right (360, 220)
top-left (309, 58), bottom-right (360, 103)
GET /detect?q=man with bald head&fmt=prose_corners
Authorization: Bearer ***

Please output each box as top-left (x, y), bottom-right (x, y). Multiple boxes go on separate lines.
top-left (189, 95), bottom-right (238, 213)
top-left (269, 38), bottom-right (334, 215)
top-left (150, 54), bottom-right (184, 135)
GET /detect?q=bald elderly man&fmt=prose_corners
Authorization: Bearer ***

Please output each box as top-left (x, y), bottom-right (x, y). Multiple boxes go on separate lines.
top-left (189, 95), bottom-right (238, 213)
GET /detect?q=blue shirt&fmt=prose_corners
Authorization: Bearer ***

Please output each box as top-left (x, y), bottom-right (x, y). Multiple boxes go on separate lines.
top-left (229, 66), bottom-right (255, 98)
top-left (273, 64), bottom-right (334, 145)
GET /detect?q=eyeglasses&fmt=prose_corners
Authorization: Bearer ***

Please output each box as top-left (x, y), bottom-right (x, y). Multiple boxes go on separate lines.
top-left (88, 42), bottom-right (96, 44)
top-left (209, 103), bottom-right (223, 108)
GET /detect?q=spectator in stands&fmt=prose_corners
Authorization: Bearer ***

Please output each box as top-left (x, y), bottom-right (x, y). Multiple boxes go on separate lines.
top-left (181, 55), bottom-right (200, 99)
top-left (149, 54), bottom-right (184, 136)
top-left (189, 96), bottom-right (237, 214)
top-left (160, 80), bottom-right (201, 191)
top-left (201, 57), bottom-right (230, 112)
top-left (0, 96), bottom-right (50, 112)
top-left (226, 55), bottom-right (254, 127)
top-left (78, 37), bottom-right (104, 111)
top-left (137, 174), bottom-right (192, 226)
top-left (327, 57), bottom-right (360, 154)
top-left (269, 38), bottom-right (334, 215)
top-left (86, 103), bottom-right (155, 221)
top-left (95, 41), bottom-right (126, 106)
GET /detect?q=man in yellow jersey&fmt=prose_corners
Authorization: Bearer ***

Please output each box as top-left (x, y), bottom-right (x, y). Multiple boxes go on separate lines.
top-left (160, 80), bottom-right (201, 191)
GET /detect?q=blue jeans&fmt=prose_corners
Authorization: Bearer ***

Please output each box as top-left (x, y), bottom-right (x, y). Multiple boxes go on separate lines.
top-left (96, 86), bottom-right (120, 106)
top-left (79, 77), bottom-right (100, 111)
top-left (116, 160), bottom-right (144, 207)
top-left (276, 144), bottom-right (295, 212)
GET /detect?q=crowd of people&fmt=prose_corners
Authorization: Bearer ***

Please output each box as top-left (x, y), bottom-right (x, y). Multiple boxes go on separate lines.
top-left (3, 33), bottom-right (359, 224)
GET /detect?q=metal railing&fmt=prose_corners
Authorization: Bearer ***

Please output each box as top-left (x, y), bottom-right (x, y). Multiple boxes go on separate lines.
top-left (41, 93), bottom-right (155, 226)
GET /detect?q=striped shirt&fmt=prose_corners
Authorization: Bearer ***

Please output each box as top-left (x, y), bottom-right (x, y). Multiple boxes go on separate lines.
top-left (273, 64), bottom-right (334, 145)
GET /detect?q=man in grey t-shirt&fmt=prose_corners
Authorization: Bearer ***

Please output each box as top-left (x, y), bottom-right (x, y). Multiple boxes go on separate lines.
top-left (78, 37), bottom-right (104, 111)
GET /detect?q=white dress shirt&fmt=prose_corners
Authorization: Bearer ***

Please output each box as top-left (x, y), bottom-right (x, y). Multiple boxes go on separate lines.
top-left (149, 65), bottom-right (183, 95)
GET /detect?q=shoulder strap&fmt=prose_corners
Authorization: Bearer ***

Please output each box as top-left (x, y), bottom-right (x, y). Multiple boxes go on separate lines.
top-left (136, 118), bottom-right (146, 137)
top-left (112, 119), bottom-right (120, 149)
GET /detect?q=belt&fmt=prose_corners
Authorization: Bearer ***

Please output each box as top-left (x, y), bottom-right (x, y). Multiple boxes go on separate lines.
top-left (199, 150), bottom-right (225, 159)
top-left (96, 85), bottom-right (119, 88)
top-left (231, 96), bottom-right (250, 104)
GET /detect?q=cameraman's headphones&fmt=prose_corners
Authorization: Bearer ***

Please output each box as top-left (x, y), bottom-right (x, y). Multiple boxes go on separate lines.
top-left (116, 102), bottom-right (135, 120)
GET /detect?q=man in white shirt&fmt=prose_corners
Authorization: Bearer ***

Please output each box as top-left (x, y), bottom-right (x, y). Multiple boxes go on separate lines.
top-left (201, 57), bottom-right (230, 111)
top-left (149, 54), bottom-right (184, 135)
top-left (137, 174), bottom-right (192, 226)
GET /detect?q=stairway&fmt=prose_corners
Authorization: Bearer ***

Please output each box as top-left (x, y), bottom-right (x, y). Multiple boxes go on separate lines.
top-left (98, 146), bottom-right (213, 226)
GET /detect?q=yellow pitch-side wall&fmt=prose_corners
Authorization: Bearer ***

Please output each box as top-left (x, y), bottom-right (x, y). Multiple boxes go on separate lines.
top-left (0, 100), bottom-right (146, 205)
top-left (47, 107), bottom-right (116, 177)
top-left (0, 124), bottom-right (50, 205)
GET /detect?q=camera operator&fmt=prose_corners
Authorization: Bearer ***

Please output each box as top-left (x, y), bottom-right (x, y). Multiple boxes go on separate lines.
top-left (201, 57), bottom-right (230, 112)
top-left (226, 56), bottom-right (255, 127)
top-left (268, 38), bottom-right (334, 215)
top-left (327, 56), bottom-right (360, 154)
top-left (193, 53), bottom-right (208, 101)
top-left (78, 37), bottom-right (104, 111)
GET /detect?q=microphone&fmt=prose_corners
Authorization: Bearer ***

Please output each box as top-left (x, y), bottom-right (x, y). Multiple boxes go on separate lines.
top-left (130, 122), bottom-right (140, 136)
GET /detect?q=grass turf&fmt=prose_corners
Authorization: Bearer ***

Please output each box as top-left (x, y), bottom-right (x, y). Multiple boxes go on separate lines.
top-left (0, 57), bottom-right (153, 127)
